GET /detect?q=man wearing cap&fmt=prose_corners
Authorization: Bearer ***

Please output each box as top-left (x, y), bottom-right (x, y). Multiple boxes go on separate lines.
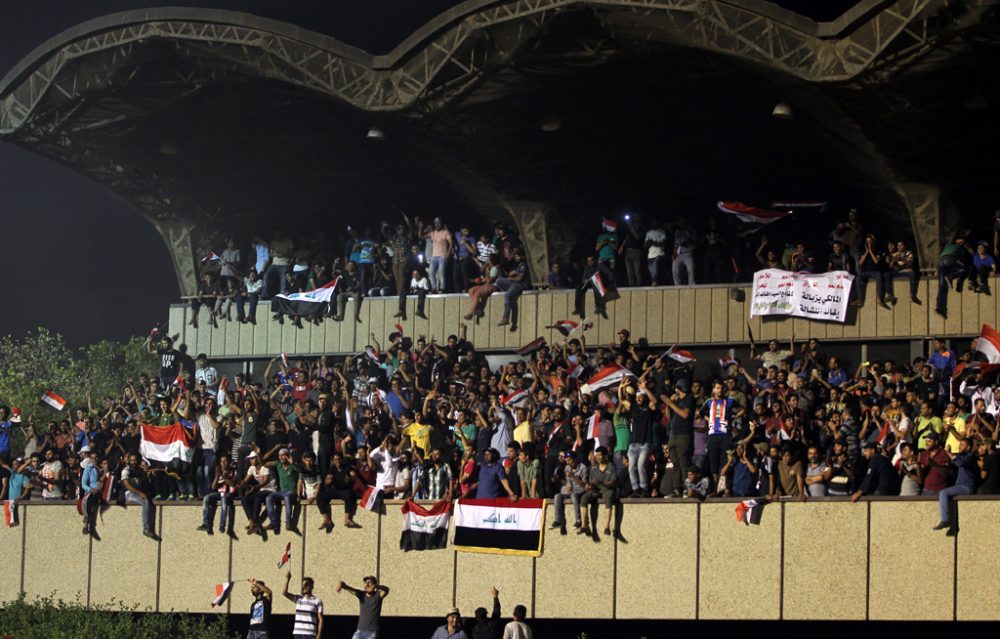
top-left (850, 443), bottom-right (894, 501)
top-left (660, 378), bottom-right (693, 497)
top-left (918, 432), bottom-right (950, 496)
top-left (264, 448), bottom-right (300, 534)
top-left (239, 451), bottom-right (276, 534)
top-left (430, 607), bottom-right (468, 639)
top-left (194, 354), bottom-right (219, 392)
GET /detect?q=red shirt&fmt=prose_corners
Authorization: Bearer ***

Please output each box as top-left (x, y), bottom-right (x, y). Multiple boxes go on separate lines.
top-left (920, 448), bottom-right (951, 491)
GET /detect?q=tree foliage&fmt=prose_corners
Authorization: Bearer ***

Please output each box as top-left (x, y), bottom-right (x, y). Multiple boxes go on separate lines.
top-left (0, 594), bottom-right (238, 639)
top-left (0, 329), bottom-right (157, 445)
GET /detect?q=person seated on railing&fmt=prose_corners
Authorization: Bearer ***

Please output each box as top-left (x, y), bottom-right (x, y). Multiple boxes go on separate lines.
top-left (971, 240), bottom-right (997, 294)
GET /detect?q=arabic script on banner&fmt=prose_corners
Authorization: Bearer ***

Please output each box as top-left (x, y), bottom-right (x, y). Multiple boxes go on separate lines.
top-left (750, 269), bottom-right (854, 323)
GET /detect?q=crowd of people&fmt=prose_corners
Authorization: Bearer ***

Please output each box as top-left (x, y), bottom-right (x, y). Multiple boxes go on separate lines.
top-left (2, 318), bottom-right (999, 542)
top-left (186, 207), bottom-right (1000, 332)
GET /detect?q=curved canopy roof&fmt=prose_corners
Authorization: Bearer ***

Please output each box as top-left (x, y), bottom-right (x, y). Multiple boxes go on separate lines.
top-left (1, 0), bottom-right (998, 292)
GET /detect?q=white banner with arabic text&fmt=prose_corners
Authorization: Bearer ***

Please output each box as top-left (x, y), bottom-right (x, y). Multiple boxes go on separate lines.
top-left (750, 269), bottom-right (854, 323)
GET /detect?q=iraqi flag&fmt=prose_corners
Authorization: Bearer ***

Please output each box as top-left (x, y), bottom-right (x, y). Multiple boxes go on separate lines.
top-left (453, 498), bottom-right (545, 557)
top-left (3, 500), bottom-right (16, 527)
top-left (735, 499), bottom-right (766, 526)
top-left (717, 201), bottom-right (792, 225)
top-left (216, 377), bottom-right (230, 405)
top-left (39, 390), bottom-right (67, 412)
top-left (719, 355), bottom-right (737, 370)
top-left (277, 542), bottom-right (292, 569)
top-left (515, 337), bottom-right (547, 357)
top-left (666, 345), bottom-right (696, 364)
top-left (270, 278), bottom-right (338, 317)
top-left (574, 414), bottom-right (601, 452)
top-left (588, 271), bottom-right (620, 303)
top-left (363, 346), bottom-right (381, 365)
top-left (581, 364), bottom-right (635, 394)
top-left (361, 486), bottom-right (382, 512)
top-left (140, 423), bottom-right (196, 463)
top-left (400, 499), bottom-right (451, 551)
top-left (601, 217), bottom-right (618, 232)
top-left (501, 389), bottom-right (530, 410)
top-left (201, 252), bottom-right (221, 264)
top-left (953, 324), bottom-right (1000, 378)
top-left (211, 581), bottom-right (234, 608)
top-left (100, 474), bottom-right (116, 504)
top-left (770, 200), bottom-right (828, 211)
top-left (565, 361), bottom-right (585, 380)
top-left (547, 319), bottom-right (579, 337)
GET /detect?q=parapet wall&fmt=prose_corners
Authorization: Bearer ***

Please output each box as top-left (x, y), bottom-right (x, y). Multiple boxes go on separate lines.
top-left (168, 276), bottom-right (993, 359)
top-left (3, 497), bottom-right (998, 621)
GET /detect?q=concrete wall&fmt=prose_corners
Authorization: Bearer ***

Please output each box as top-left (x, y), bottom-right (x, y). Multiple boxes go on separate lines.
top-left (168, 275), bottom-right (995, 359)
top-left (3, 498), bottom-right (999, 620)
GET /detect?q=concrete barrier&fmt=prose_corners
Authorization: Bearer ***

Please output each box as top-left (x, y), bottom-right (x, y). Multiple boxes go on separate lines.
top-left (3, 497), bottom-right (998, 620)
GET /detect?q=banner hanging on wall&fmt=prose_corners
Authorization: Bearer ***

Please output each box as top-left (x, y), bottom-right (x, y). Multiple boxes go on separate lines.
top-left (750, 269), bottom-right (854, 323)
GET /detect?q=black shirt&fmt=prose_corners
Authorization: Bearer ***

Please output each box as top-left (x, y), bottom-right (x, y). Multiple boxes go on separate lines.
top-left (630, 404), bottom-right (654, 445)
top-left (248, 595), bottom-right (271, 630)
top-left (668, 394), bottom-right (694, 437)
top-left (157, 348), bottom-right (181, 378)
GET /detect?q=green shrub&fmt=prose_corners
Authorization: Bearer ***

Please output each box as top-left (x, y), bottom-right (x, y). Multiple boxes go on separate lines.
top-left (0, 594), bottom-right (237, 639)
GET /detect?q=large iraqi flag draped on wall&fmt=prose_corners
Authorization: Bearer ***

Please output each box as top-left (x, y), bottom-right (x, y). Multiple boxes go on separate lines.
top-left (270, 278), bottom-right (338, 317)
top-left (453, 498), bottom-right (545, 557)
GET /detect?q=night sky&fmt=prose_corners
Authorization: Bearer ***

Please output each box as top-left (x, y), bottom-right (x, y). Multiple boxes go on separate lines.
top-left (0, 0), bottom-right (862, 346)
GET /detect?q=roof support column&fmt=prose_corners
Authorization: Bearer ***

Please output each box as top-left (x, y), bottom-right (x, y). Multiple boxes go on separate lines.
top-left (150, 219), bottom-right (198, 297)
top-left (898, 182), bottom-right (958, 268)
top-left (504, 200), bottom-right (550, 285)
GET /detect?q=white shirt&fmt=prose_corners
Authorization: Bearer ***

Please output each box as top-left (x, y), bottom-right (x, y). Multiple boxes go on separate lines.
top-left (502, 620), bottom-right (533, 639)
top-left (370, 446), bottom-right (399, 490)
top-left (247, 464), bottom-right (276, 492)
top-left (197, 413), bottom-right (219, 451)
top-left (292, 595), bottom-right (324, 637)
top-left (410, 276), bottom-right (430, 291)
top-left (195, 366), bottom-right (219, 390)
top-left (645, 228), bottom-right (666, 259)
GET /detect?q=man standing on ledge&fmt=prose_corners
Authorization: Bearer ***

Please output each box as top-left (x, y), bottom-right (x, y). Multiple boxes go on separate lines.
top-left (246, 578), bottom-right (272, 639)
top-left (284, 572), bottom-right (323, 639)
top-left (337, 575), bottom-right (390, 639)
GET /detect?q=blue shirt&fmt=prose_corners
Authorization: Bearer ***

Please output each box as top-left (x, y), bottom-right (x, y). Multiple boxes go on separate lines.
top-left (81, 464), bottom-right (100, 492)
top-left (0, 420), bottom-right (12, 453)
top-left (476, 463), bottom-right (507, 498)
top-left (929, 350), bottom-right (956, 374)
top-left (8, 472), bottom-right (28, 500)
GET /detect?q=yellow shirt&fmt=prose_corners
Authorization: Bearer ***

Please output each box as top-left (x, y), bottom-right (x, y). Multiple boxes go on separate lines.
top-left (943, 416), bottom-right (966, 454)
top-left (513, 420), bottom-right (534, 445)
top-left (402, 421), bottom-right (433, 455)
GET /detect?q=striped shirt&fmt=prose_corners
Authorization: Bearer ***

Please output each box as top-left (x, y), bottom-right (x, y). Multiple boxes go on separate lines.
top-left (701, 398), bottom-right (736, 435)
top-left (292, 595), bottom-right (323, 637)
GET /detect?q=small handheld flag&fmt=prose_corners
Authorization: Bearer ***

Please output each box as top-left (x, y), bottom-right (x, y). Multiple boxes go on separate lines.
top-left (515, 337), bottom-right (547, 357)
top-left (361, 486), bottom-right (382, 512)
top-left (201, 252), bottom-right (221, 264)
top-left (5, 500), bottom-right (18, 527)
top-left (211, 581), bottom-right (235, 608)
top-left (277, 542), bottom-right (292, 569)
top-left (601, 217), bottom-right (618, 232)
top-left (39, 391), bottom-right (67, 412)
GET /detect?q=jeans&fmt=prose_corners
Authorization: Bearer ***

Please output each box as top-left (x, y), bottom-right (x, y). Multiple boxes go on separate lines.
top-left (429, 256), bottom-right (447, 292)
top-left (668, 433), bottom-right (693, 495)
top-left (648, 256), bottom-right (665, 285)
top-left (127, 491), bottom-right (157, 533)
top-left (266, 490), bottom-right (298, 528)
top-left (202, 492), bottom-right (234, 530)
top-left (453, 257), bottom-right (473, 292)
top-left (856, 270), bottom-right (886, 304)
top-left (886, 270), bottom-right (919, 299)
top-left (554, 491), bottom-right (583, 525)
top-left (672, 253), bottom-right (696, 285)
top-left (938, 484), bottom-right (972, 522)
top-left (627, 442), bottom-right (651, 490)
top-left (625, 248), bottom-right (644, 286)
top-left (574, 282), bottom-right (604, 315)
top-left (496, 279), bottom-right (527, 322)
top-left (197, 450), bottom-right (215, 497)
top-left (242, 490), bottom-right (273, 524)
top-left (336, 292), bottom-right (364, 320)
top-left (936, 255), bottom-right (965, 312)
top-left (262, 264), bottom-right (289, 299)
top-left (235, 290), bottom-right (259, 321)
top-left (706, 433), bottom-right (732, 479)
